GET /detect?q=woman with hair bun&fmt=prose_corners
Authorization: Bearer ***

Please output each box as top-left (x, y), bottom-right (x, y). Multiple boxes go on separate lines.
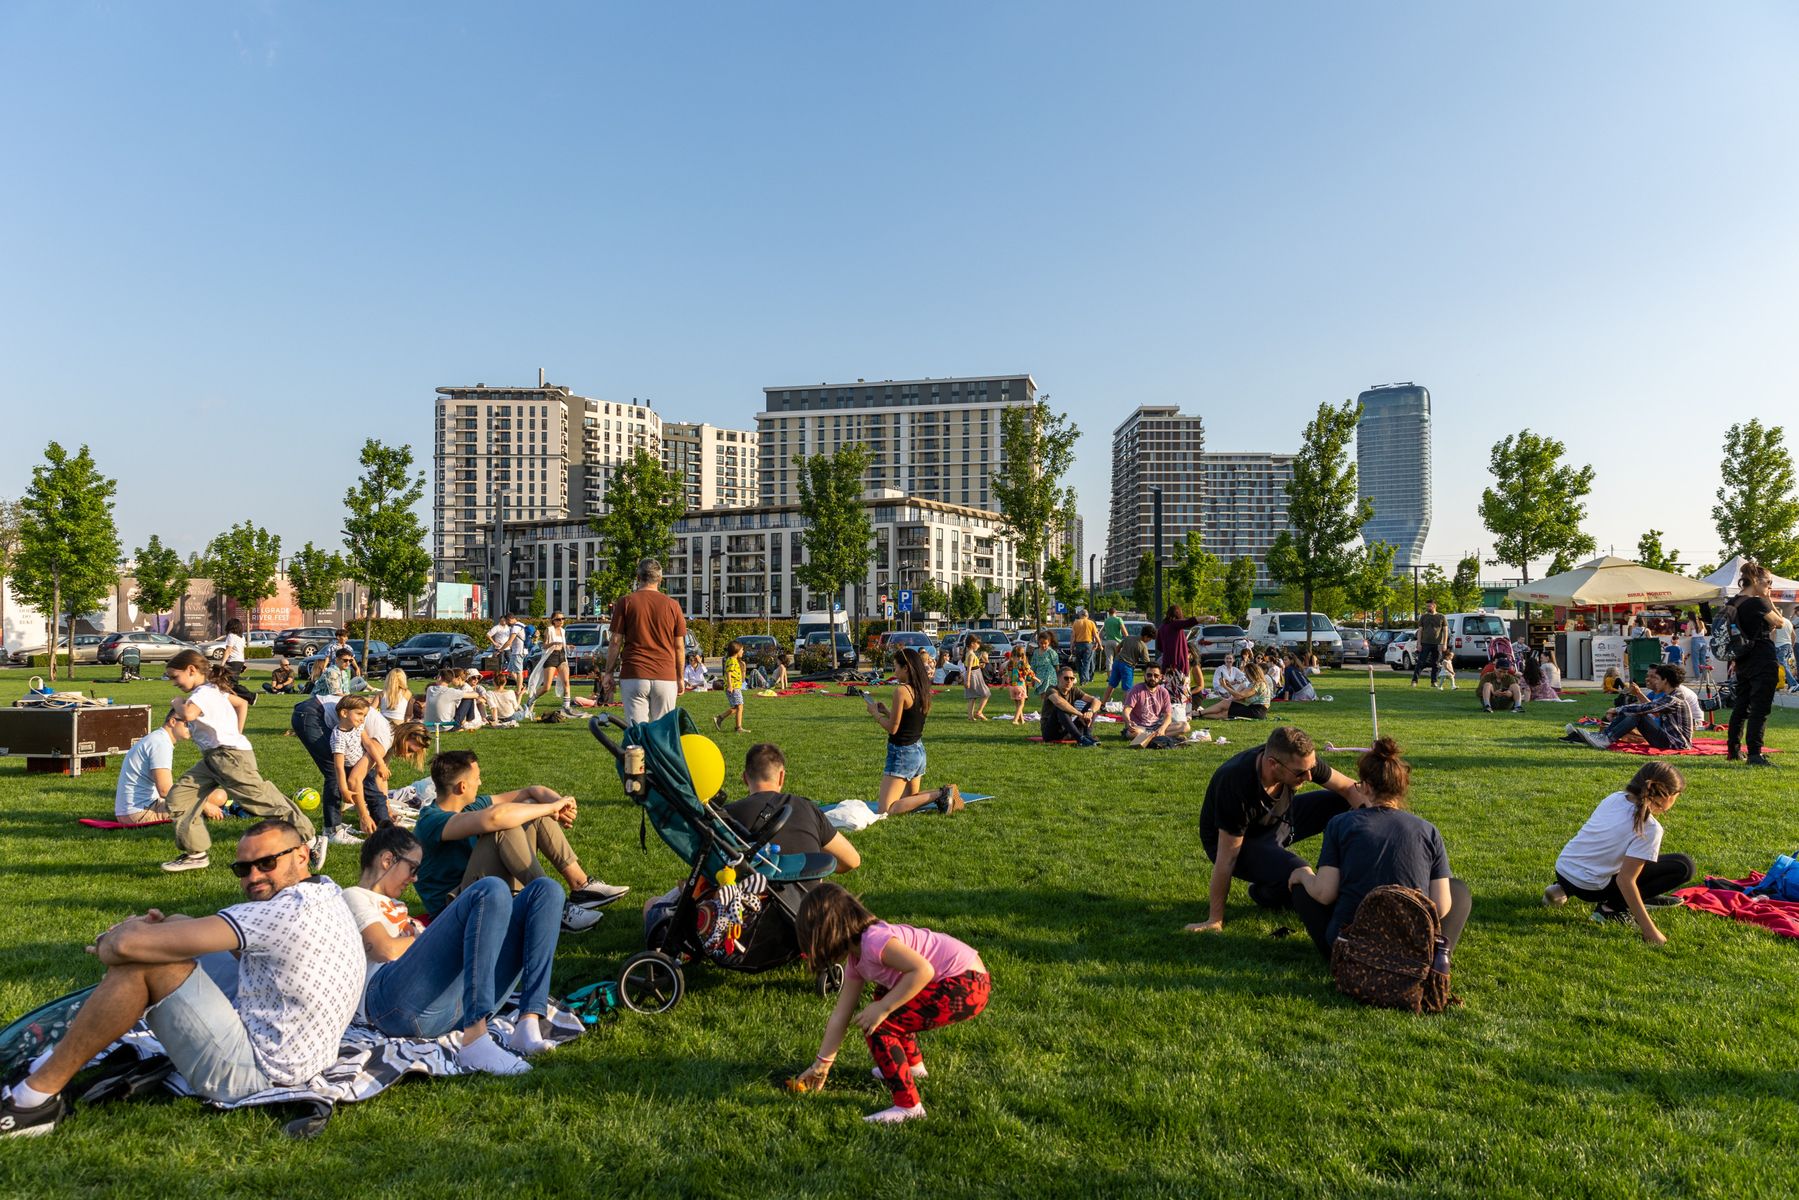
top-left (1287, 737), bottom-right (1470, 958)
top-left (1724, 560), bottom-right (1779, 764)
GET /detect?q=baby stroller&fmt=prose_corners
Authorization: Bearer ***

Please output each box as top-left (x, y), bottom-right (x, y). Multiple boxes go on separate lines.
top-left (589, 710), bottom-right (840, 1014)
top-left (117, 646), bottom-right (143, 682)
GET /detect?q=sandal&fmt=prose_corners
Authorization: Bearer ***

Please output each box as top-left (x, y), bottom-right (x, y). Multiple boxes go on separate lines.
top-left (936, 784), bottom-right (964, 815)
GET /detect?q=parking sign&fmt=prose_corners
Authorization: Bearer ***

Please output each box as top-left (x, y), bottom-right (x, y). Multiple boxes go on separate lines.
top-left (1054, 601), bottom-right (1067, 615)
top-left (897, 590), bottom-right (913, 613)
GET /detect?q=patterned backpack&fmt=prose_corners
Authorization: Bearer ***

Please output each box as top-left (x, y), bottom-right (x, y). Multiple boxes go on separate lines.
top-left (1329, 885), bottom-right (1454, 1014)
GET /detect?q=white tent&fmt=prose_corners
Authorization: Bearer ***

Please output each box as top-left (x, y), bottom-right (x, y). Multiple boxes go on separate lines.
top-left (1701, 555), bottom-right (1799, 603)
top-left (1506, 556), bottom-right (1723, 608)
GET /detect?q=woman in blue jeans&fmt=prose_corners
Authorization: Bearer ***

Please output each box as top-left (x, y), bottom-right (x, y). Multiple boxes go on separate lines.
top-left (868, 648), bottom-right (962, 816)
top-left (341, 827), bottom-right (563, 1075)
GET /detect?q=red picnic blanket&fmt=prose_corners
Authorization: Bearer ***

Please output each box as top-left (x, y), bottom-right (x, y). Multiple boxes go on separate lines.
top-left (1610, 737), bottom-right (1777, 757)
top-left (79, 817), bottom-right (171, 830)
top-left (1676, 873), bottom-right (1799, 940)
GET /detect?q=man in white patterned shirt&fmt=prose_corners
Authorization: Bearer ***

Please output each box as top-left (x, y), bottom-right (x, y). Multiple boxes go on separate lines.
top-left (1, 820), bottom-right (364, 1138)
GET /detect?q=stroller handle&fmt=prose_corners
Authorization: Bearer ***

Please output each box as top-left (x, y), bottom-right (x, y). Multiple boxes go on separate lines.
top-left (588, 714), bottom-right (625, 761)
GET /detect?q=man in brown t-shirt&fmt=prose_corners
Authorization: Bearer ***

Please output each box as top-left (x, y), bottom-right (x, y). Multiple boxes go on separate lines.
top-left (604, 558), bottom-right (687, 725)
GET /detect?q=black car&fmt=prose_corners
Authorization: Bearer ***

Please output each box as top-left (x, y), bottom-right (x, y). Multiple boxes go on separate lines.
top-left (298, 640), bottom-right (393, 677)
top-left (391, 632), bottom-right (482, 674)
top-left (274, 626), bottom-right (343, 658)
top-left (799, 631), bottom-right (858, 670)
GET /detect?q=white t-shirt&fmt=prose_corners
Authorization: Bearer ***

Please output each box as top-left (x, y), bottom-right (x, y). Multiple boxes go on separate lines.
top-left (185, 684), bottom-right (249, 752)
top-left (488, 622), bottom-right (510, 650)
top-left (224, 632), bottom-right (246, 664)
top-left (379, 696), bottom-right (409, 723)
top-left (362, 707), bottom-right (394, 753)
top-left (217, 876), bottom-right (364, 1085)
top-left (1555, 792), bottom-right (1667, 892)
top-left (115, 728), bottom-right (174, 818)
top-left (341, 885), bottom-right (416, 1015)
top-left (491, 690), bottom-right (520, 720)
top-left (1776, 615), bottom-right (1794, 649)
top-left (330, 724), bottom-right (366, 768)
top-left (1676, 684), bottom-right (1703, 730)
top-left (1216, 664), bottom-right (1248, 694)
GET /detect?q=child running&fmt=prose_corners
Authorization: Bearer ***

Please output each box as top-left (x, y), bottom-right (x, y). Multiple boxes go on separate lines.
top-left (160, 648), bottom-right (321, 873)
top-left (1544, 763), bottom-right (1694, 943)
top-left (794, 883), bottom-right (991, 1124)
top-left (714, 640), bottom-right (748, 733)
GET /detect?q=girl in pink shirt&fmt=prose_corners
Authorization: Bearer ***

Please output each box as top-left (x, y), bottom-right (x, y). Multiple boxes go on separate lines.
top-left (793, 883), bottom-right (990, 1123)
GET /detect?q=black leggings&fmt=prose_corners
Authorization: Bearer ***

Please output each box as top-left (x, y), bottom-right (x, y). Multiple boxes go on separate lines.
top-left (1291, 877), bottom-right (1473, 958)
top-left (1203, 790), bottom-right (1351, 909)
top-left (1556, 853), bottom-right (1696, 909)
top-left (1728, 653), bottom-right (1777, 757)
top-left (224, 661), bottom-right (257, 705)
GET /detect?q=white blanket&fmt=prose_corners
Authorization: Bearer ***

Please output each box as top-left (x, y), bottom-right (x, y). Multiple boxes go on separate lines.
top-left (821, 798), bottom-right (887, 832)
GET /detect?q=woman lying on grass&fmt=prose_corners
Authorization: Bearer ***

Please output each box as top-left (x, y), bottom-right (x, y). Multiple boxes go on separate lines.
top-left (1544, 762), bottom-right (1693, 944)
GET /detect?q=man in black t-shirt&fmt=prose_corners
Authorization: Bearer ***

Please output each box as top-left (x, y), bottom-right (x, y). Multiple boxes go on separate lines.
top-left (1187, 725), bottom-right (1367, 932)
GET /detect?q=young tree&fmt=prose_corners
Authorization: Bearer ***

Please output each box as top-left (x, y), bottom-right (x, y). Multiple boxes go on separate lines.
top-left (1478, 431), bottom-right (1596, 589)
top-left (342, 440), bottom-right (432, 675)
top-left (131, 534), bottom-right (189, 621)
top-left (1419, 563), bottom-right (1454, 612)
top-left (1343, 540), bottom-right (1398, 627)
top-left (1042, 545), bottom-right (1085, 615)
top-left (992, 402), bottom-right (1080, 631)
top-left (588, 448), bottom-right (687, 606)
top-left (205, 522), bottom-right (282, 635)
top-left (1168, 532), bottom-right (1225, 618)
top-left (1006, 583), bottom-right (1031, 622)
top-left (1267, 400), bottom-right (1373, 660)
top-left (917, 580), bottom-right (950, 616)
top-left (1635, 529), bottom-right (1683, 573)
top-left (1130, 552), bottom-right (1155, 614)
top-left (950, 578), bottom-right (985, 622)
top-left (13, 444), bottom-right (121, 680)
top-left (1222, 558), bottom-right (1256, 626)
top-left (1712, 419), bottom-right (1799, 573)
top-left (0, 497), bottom-right (23, 578)
top-left (287, 541), bottom-right (344, 624)
top-left (1450, 554), bottom-right (1484, 614)
top-left (793, 444), bottom-right (876, 644)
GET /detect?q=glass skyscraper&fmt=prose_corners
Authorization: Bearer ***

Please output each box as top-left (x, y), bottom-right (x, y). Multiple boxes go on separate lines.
top-left (1356, 383), bottom-right (1431, 565)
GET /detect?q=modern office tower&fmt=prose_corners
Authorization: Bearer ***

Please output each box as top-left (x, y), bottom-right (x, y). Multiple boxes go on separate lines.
top-left (1200, 453), bottom-right (1296, 584)
top-left (1356, 382), bottom-right (1432, 565)
top-left (662, 422), bottom-right (759, 511)
top-left (755, 375), bottom-right (1036, 511)
top-left (1102, 406), bottom-right (1206, 594)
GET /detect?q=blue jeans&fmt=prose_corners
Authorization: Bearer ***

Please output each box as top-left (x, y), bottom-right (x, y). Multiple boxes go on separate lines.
top-left (1778, 643), bottom-right (1798, 691)
top-left (362, 877), bottom-right (563, 1037)
top-left (1074, 643), bottom-right (1095, 682)
top-left (1604, 710), bottom-right (1674, 750)
top-left (292, 697), bottom-right (390, 829)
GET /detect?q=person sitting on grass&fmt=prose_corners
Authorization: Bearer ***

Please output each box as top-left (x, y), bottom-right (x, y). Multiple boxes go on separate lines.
top-left (115, 703), bottom-right (226, 825)
top-left (412, 750), bottom-right (629, 930)
top-left (0, 819), bottom-right (363, 1137)
top-left (866, 647), bottom-right (963, 815)
top-left (1478, 659), bottom-right (1526, 713)
top-left (422, 667), bottom-right (482, 729)
top-left (682, 652), bottom-right (709, 693)
top-left (1524, 647), bottom-right (1563, 701)
top-left (379, 669), bottom-right (419, 722)
top-left (344, 826), bottom-right (562, 1075)
top-left (262, 657), bottom-right (298, 695)
top-left (1212, 650), bottom-right (1248, 699)
top-left (1002, 645), bottom-right (1038, 724)
top-left (301, 659), bottom-right (327, 694)
top-left (1124, 663), bottom-right (1173, 747)
top-left (488, 679), bottom-right (523, 727)
top-left (320, 649), bottom-right (361, 697)
top-left (1186, 725), bottom-right (1368, 933)
top-left (1544, 763), bottom-right (1694, 942)
top-left (1273, 652), bottom-right (1317, 702)
top-left (772, 653), bottom-right (791, 691)
top-left (1287, 737), bottom-right (1472, 959)
top-left (1575, 664), bottom-right (1693, 752)
top-left (1042, 666), bottom-right (1099, 746)
top-left (1100, 625), bottom-right (1154, 709)
top-left (1196, 658), bottom-right (1272, 721)
top-left (713, 640), bottom-right (748, 734)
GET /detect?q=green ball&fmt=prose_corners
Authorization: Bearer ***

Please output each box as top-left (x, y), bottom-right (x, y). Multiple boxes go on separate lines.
top-left (294, 787), bottom-right (322, 812)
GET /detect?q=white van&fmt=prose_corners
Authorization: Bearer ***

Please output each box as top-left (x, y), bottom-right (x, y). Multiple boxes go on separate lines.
top-left (1443, 612), bottom-right (1511, 667)
top-left (1246, 612), bottom-right (1345, 665)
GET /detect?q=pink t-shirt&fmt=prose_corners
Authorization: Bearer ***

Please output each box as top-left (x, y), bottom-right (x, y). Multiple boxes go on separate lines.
top-left (855, 921), bottom-right (983, 990)
top-left (1125, 683), bottom-right (1170, 728)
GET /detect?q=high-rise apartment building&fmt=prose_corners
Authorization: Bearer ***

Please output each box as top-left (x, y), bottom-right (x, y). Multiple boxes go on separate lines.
top-left (756, 375), bottom-right (1035, 511)
top-left (1200, 453), bottom-right (1295, 583)
top-left (662, 422), bottom-right (759, 512)
top-left (1356, 382), bottom-right (1432, 566)
top-left (1102, 407), bottom-right (1206, 593)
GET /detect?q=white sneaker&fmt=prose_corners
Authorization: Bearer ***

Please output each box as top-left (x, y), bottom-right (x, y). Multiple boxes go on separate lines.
top-left (864, 1103), bottom-right (927, 1124)
top-left (160, 852), bottom-right (210, 873)
top-left (1579, 729), bottom-right (1612, 750)
top-left (308, 834), bottom-right (329, 872)
top-left (561, 903), bottom-right (603, 933)
top-left (568, 881), bottom-right (631, 908)
top-left (328, 825), bottom-right (364, 846)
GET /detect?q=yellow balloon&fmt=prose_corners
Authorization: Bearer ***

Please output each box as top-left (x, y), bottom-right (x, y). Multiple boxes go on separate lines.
top-left (681, 733), bottom-right (726, 800)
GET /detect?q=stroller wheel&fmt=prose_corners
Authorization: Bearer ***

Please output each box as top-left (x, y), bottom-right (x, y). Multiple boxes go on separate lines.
top-left (617, 951), bottom-right (685, 1015)
top-left (816, 962), bottom-right (845, 997)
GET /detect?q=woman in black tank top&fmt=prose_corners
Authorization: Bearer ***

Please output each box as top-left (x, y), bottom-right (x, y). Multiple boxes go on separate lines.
top-left (868, 647), bottom-right (963, 816)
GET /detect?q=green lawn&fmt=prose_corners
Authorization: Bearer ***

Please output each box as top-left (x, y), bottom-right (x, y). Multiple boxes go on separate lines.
top-left (2, 669), bottom-right (1797, 1198)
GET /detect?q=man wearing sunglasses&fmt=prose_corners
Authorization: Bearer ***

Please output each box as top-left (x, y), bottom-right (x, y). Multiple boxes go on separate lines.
top-left (2, 820), bottom-right (363, 1138)
top-left (1186, 726), bottom-right (1369, 934)
top-left (1041, 668), bottom-right (1099, 746)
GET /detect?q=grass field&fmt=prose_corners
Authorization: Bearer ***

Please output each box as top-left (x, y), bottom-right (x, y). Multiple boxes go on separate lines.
top-left (1, 667), bottom-right (1797, 1199)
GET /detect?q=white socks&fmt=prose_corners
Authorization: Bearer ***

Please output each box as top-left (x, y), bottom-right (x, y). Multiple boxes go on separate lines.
top-left (872, 1063), bottom-right (928, 1082)
top-left (864, 1103), bottom-right (927, 1124)
top-left (456, 1031), bottom-right (531, 1075)
top-left (7, 1080), bottom-right (54, 1108)
top-left (510, 1014), bottom-right (557, 1056)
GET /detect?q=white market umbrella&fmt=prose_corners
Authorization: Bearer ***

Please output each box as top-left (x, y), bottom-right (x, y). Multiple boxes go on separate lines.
top-left (1703, 555), bottom-right (1799, 603)
top-left (1506, 556), bottom-right (1723, 608)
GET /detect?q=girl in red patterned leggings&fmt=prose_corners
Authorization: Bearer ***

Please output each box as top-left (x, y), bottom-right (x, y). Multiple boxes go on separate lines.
top-left (794, 883), bottom-right (991, 1124)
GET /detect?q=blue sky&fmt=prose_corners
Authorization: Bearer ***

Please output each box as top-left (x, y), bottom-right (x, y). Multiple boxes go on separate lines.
top-left (3, 2), bottom-right (1795, 578)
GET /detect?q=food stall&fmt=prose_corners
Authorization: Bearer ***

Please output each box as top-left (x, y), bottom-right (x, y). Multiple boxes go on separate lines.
top-left (1507, 557), bottom-right (1723, 683)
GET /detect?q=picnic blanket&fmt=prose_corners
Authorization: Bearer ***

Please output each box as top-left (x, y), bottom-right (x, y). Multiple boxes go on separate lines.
top-left (1609, 737), bottom-right (1775, 757)
top-left (1675, 873), bottom-right (1799, 940)
top-left (79, 817), bottom-right (171, 830)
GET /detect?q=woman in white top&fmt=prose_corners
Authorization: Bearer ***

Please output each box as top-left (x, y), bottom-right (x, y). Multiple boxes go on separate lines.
top-left (528, 612), bottom-right (573, 714)
top-left (379, 669), bottom-right (416, 723)
top-left (1544, 762), bottom-right (1693, 943)
top-left (219, 618), bottom-right (257, 704)
top-left (1212, 651), bottom-right (1249, 699)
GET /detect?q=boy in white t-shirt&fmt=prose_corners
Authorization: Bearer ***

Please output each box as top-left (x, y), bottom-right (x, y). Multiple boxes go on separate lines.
top-left (115, 705), bottom-right (227, 824)
top-left (330, 695), bottom-right (378, 842)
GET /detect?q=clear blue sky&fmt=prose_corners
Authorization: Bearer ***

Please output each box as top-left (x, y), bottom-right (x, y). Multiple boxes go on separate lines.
top-left (3, 2), bottom-right (1795, 579)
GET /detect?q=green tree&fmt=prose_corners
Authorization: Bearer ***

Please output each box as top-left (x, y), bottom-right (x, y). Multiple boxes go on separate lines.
top-left (531, 583), bottom-right (547, 617)
top-left (1712, 419), bottom-right (1799, 573)
top-left (949, 578), bottom-right (986, 622)
top-left (1222, 558), bottom-right (1256, 625)
top-left (287, 541), bottom-right (344, 624)
top-left (1267, 400), bottom-right (1373, 660)
top-left (587, 448), bottom-right (687, 607)
top-left (1006, 583), bottom-right (1031, 622)
top-left (794, 444), bottom-right (876, 644)
top-left (342, 440), bottom-right (432, 675)
top-left (1130, 552), bottom-right (1155, 614)
top-left (131, 534), bottom-right (189, 618)
top-left (0, 497), bottom-right (23, 578)
top-left (1042, 545), bottom-right (1084, 615)
top-left (13, 443), bottom-right (120, 681)
top-left (917, 580), bottom-right (950, 616)
top-left (1479, 431), bottom-right (1596, 591)
top-left (1450, 554), bottom-right (1483, 613)
top-left (1635, 530), bottom-right (1682, 573)
top-left (1343, 540), bottom-right (1398, 627)
top-left (1419, 563), bottom-right (1453, 612)
top-left (992, 402), bottom-right (1080, 631)
top-left (1168, 532), bottom-right (1224, 618)
top-left (205, 522), bottom-right (282, 634)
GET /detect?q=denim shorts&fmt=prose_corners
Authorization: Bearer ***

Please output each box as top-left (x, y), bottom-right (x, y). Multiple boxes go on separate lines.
top-left (726, 689), bottom-right (744, 707)
top-left (143, 953), bottom-right (272, 1104)
top-left (1109, 659), bottom-right (1135, 690)
top-left (884, 740), bottom-right (927, 781)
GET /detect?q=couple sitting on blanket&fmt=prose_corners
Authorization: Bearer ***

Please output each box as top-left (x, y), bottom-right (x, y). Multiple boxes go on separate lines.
top-left (1567, 663), bottom-right (1698, 752)
top-left (1, 754), bottom-right (637, 1137)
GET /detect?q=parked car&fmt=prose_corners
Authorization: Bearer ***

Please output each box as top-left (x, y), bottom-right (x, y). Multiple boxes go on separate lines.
top-left (1187, 623), bottom-right (1250, 665)
top-left (799, 631), bottom-right (858, 670)
top-left (1384, 631), bottom-right (1420, 671)
top-left (731, 634), bottom-right (782, 670)
top-left (1366, 629), bottom-right (1404, 659)
top-left (9, 633), bottom-right (110, 665)
top-left (1337, 627), bottom-right (1371, 663)
top-left (390, 632), bottom-right (483, 674)
top-left (1246, 611), bottom-right (1345, 666)
top-left (1444, 612), bottom-right (1512, 667)
top-left (96, 630), bottom-right (195, 664)
top-left (274, 626), bottom-right (343, 658)
top-left (198, 631), bottom-right (280, 661)
top-left (298, 639), bottom-right (393, 677)
top-left (878, 630), bottom-right (937, 666)
top-left (525, 623), bottom-right (611, 678)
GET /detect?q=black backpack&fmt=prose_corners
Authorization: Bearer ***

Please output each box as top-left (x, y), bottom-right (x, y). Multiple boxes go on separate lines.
top-left (1710, 602), bottom-right (1747, 664)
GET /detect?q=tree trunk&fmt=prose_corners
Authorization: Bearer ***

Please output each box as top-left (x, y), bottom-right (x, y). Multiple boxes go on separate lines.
top-left (363, 594), bottom-right (376, 679)
top-left (1303, 581), bottom-right (1315, 664)
top-left (49, 567), bottom-right (60, 683)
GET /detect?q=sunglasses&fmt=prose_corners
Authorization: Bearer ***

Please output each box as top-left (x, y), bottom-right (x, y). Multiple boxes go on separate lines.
top-left (391, 855), bottom-right (423, 879)
top-left (230, 844), bottom-right (304, 878)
